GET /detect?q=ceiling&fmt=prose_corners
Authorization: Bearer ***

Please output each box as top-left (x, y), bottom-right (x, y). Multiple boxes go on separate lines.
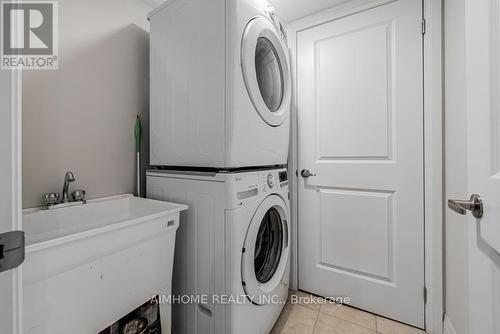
top-left (141, 0), bottom-right (348, 23)
top-left (141, 0), bottom-right (163, 8)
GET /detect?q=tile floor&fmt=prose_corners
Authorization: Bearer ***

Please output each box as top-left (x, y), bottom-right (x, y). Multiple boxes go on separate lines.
top-left (271, 291), bottom-right (427, 334)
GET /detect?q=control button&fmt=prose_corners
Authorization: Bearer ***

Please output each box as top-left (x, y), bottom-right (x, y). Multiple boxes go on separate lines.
top-left (267, 173), bottom-right (275, 188)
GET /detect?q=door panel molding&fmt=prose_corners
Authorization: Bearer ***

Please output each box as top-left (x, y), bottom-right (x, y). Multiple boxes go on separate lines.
top-left (313, 19), bottom-right (396, 161)
top-left (316, 187), bottom-right (396, 283)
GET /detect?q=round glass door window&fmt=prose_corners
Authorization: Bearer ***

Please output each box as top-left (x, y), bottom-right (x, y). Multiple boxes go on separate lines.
top-left (241, 17), bottom-right (291, 126)
top-left (255, 37), bottom-right (284, 113)
top-left (254, 207), bottom-right (283, 283)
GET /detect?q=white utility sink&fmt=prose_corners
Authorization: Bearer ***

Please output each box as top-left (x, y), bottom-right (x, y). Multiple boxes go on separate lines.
top-left (22, 194), bottom-right (187, 334)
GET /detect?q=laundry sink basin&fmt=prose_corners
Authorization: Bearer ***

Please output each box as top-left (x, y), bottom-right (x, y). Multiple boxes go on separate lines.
top-left (23, 194), bottom-right (187, 250)
top-left (22, 194), bottom-right (187, 334)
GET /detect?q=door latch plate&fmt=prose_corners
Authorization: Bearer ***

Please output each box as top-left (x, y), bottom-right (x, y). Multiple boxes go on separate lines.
top-left (0, 231), bottom-right (25, 273)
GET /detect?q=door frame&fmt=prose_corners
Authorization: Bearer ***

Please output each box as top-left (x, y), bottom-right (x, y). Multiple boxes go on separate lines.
top-left (286, 0), bottom-right (443, 332)
top-left (4, 67), bottom-right (23, 332)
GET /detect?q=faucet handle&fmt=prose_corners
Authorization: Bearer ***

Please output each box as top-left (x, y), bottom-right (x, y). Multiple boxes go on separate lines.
top-left (71, 190), bottom-right (86, 202)
top-left (42, 193), bottom-right (59, 207)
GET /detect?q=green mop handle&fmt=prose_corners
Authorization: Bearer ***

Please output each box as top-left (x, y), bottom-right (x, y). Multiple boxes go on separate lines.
top-left (135, 115), bottom-right (142, 197)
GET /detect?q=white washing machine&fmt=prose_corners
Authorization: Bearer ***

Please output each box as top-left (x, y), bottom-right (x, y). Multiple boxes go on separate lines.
top-left (147, 168), bottom-right (290, 334)
top-left (148, 0), bottom-right (291, 168)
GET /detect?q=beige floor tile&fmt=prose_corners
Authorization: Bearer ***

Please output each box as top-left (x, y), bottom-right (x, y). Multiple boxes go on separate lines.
top-left (289, 290), bottom-right (325, 311)
top-left (376, 316), bottom-right (426, 334)
top-left (271, 303), bottom-right (294, 334)
top-left (320, 304), bottom-right (376, 330)
top-left (275, 304), bottom-right (319, 334)
top-left (313, 312), bottom-right (376, 334)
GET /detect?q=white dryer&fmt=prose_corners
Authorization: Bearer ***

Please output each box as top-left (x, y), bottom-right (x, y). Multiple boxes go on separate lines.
top-left (148, 0), bottom-right (291, 168)
top-left (147, 168), bottom-right (290, 334)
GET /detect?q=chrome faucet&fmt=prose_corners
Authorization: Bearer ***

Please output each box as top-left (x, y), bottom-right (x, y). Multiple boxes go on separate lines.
top-left (41, 171), bottom-right (86, 209)
top-left (61, 171), bottom-right (75, 203)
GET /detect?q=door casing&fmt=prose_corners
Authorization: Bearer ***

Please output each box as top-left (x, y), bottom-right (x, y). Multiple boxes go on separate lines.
top-left (286, 0), bottom-right (443, 332)
top-left (0, 68), bottom-right (23, 333)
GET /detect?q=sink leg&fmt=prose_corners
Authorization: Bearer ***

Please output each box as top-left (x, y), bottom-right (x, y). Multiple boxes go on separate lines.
top-left (159, 290), bottom-right (172, 333)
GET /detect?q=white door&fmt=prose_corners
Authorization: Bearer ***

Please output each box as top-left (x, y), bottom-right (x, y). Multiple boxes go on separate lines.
top-left (446, 0), bottom-right (500, 332)
top-left (241, 16), bottom-right (291, 126)
top-left (297, 0), bottom-right (425, 327)
top-left (0, 70), bottom-right (22, 332)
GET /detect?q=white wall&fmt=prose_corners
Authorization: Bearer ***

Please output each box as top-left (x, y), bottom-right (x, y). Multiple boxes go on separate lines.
top-left (23, 0), bottom-right (153, 208)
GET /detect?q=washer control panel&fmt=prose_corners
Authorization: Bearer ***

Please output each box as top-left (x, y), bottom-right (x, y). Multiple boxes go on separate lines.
top-left (226, 168), bottom-right (289, 208)
top-left (266, 173), bottom-right (275, 188)
top-left (260, 169), bottom-right (288, 193)
top-left (278, 170), bottom-right (288, 187)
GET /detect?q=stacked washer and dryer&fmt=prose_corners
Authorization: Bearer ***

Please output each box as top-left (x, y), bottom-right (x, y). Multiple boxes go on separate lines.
top-left (146, 0), bottom-right (291, 333)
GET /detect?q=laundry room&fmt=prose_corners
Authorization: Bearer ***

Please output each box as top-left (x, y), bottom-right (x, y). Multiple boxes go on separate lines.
top-left (1, 0), bottom-right (500, 334)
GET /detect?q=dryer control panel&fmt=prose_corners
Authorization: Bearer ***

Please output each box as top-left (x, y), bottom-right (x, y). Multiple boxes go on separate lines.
top-left (226, 168), bottom-right (288, 209)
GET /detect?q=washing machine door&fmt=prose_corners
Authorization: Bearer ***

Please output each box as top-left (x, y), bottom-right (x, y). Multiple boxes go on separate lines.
top-left (241, 194), bottom-right (289, 305)
top-left (241, 16), bottom-right (291, 127)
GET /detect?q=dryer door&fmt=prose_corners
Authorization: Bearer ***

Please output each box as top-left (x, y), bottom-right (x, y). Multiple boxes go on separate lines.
top-left (241, 16), bottom-right (291, 127)
top-left (242, 194), bottom-right (289, 305)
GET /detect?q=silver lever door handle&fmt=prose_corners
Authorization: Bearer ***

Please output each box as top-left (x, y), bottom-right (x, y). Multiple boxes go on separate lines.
top-left (448, 194), bottom-right (483, 219)
top-left (301, 169), bottom-right (317, 178)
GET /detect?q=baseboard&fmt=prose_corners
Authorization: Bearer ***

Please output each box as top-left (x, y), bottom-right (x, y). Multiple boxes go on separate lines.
top-left (443, 315), bottom-right (458, 334)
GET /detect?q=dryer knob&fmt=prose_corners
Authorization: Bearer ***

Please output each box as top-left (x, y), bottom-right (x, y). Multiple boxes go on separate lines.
top-left (267, 173), bottom-right (275, 188)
